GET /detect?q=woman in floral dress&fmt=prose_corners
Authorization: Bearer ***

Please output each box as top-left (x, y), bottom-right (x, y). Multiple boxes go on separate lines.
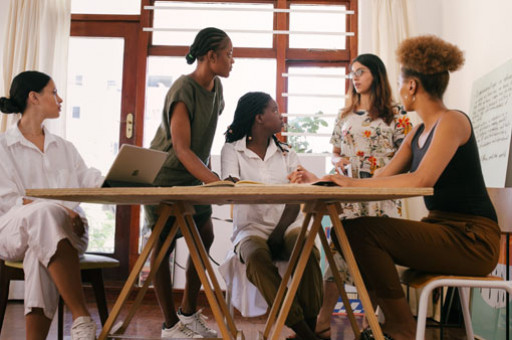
top-left (290, 53), bottom-right (412, 339)
top-left (330, 102), bottom-right (412, 218)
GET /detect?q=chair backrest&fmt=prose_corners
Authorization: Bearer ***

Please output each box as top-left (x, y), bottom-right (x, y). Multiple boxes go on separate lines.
top-left (487, 188), bottom-right (512, 233)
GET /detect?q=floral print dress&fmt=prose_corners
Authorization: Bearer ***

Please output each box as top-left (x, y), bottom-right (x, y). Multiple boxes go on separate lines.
top-left (330, 108), bottom-right (412, 218)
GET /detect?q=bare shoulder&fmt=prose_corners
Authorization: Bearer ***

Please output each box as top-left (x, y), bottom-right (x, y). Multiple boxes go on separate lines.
top-left (439, 110), bottom-right (470, 128)
top-left (437, 110), bottom-right (471, 142)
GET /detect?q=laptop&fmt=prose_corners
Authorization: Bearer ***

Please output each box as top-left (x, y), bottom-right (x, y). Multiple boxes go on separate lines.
top-left (101, 144), bottom-right (168, 187)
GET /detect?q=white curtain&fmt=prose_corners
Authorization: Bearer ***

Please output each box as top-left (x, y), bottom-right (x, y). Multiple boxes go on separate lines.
top-left (0, 0), bottom-right (71, 134)
top-left (369, 0), bottom-right (428, 221)
top-left (371, 0), bottom-right (416, 103)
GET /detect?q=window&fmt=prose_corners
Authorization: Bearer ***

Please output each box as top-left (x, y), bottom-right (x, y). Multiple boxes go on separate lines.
top-left (71, 0), bottom-right (141, 15)
top-left (151, 2), bottom-right (274, 48)
top-left (143, 56), bottom-right (276, 154)
top-left (69, 0), bottom-right (357, 278)
top-left (284, 66), bottom-right (346, 153)
top-left (144, 0), bottom-right (358, 155)
top-left (289, 4), bottom-right (349, 49)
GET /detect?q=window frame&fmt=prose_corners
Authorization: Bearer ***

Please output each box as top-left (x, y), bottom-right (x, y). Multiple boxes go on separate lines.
top-left (144, 0), bottom-right (357, 143)
top-left (70, 0), bottom-right (357, 276)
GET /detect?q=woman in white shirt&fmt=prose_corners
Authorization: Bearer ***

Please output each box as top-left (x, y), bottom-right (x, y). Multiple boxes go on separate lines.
top-left (0, 71), bottom-right (103, 340)
top-left (221, 92), bottom-right (323, 340)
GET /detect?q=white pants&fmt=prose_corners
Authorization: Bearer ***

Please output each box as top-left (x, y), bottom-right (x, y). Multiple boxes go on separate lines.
top-left (0, 201), bottom-right (88, 319)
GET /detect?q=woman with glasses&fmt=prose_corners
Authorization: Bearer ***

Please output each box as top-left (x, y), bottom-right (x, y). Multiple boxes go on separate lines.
top-left (289, 53), bottom-right (412, 339)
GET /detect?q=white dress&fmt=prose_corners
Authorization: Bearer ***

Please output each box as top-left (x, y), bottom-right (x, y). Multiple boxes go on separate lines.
top-left (0, 124), bottom-right (103, 318)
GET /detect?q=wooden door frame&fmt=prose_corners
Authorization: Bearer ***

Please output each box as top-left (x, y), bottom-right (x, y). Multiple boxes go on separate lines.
top-left (71, 15), bottom-right (141, 280)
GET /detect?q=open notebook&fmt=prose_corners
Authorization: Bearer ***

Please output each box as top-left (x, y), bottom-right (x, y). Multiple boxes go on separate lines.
top-left (101, 144), bottom-right (168, 187)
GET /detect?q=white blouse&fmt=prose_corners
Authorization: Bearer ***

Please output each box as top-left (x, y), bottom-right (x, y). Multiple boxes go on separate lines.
top-left (0, 124), bottom-right (104, 217)
top-left (221, 137), bottom-right (302, 246)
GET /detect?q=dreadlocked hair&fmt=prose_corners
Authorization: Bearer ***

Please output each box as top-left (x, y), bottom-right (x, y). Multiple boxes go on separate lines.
top-left (186, 27), bottom-right (229, 64)
top-left (225, 91), bottom-right (289, 153)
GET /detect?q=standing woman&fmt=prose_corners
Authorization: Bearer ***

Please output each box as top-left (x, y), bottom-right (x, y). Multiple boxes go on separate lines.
top-left (0, 71), bottom-right (103, 340)
top-left (291, 54), bottom-right (412, 339)
top-left (324, 36), bottom-right (500, 340)
top-left (144, 27), bottom-right (234, 338)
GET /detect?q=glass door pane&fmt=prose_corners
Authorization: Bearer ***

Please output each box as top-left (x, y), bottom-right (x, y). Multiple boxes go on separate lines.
top-left (66, 37), bottom-right (124, 253)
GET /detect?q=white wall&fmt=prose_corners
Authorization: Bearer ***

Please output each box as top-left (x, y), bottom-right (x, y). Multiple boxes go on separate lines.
top-left (359, 0), bottom-right (512, 119)
top-left (358, 0), bottom-right (512, 221)
top-left (439, 0), bottom-right (512, 113)
top-left (410, 0), bottom-right (512, 113)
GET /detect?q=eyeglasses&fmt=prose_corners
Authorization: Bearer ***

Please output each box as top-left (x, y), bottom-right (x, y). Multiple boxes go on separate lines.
top-left (348, 68), bottom-right (366, 79)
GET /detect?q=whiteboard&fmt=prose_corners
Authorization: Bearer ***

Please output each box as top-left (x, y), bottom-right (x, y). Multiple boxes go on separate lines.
top-left (469, 59), bottom-right (512, 187)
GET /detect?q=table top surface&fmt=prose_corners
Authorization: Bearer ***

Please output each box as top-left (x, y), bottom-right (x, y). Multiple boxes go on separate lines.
top-left (26, 184), bottom-right (433, 205)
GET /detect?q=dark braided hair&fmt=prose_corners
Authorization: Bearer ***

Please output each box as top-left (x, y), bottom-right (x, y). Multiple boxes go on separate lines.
top-left (186, 27), bottom-right (230, 65)
top-left (225, 91), bottom-right (288, 153)
top-left (0, 71), bottom-right (51, 114)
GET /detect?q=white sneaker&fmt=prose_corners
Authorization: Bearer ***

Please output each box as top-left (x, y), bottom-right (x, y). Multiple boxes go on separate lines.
top-left (70, 316), bottom-right (97, 340)
top-left (178, 309), bottom-right (218, 338)
top-left (161, 321), bottom-right (203, 338)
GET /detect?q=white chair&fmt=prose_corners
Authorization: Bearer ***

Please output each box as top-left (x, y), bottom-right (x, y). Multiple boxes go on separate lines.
top-left (401, 270), bottom-right (512, 340)
top-left (402, 187), bottom-right (512, 340)
top-left (219, 249), bottom-right (289, 318)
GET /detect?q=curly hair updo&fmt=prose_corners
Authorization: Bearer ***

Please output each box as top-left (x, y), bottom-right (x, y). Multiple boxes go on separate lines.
top-left (397, 35), bottom-right (465, 99)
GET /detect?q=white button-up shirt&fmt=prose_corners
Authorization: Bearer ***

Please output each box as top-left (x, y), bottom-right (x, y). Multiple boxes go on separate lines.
top-left (221, 137), bottom-right (302, 245)
top-left (0, 124), bottom-right (104, 217)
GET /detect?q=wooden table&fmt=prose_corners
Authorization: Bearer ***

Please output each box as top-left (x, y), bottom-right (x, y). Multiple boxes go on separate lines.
top-left (26, 185), bottom-right (432, 340)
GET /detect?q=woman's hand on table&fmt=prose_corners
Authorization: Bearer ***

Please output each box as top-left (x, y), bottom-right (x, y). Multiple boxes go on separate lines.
top-left (321, 174), bottom-right (355, 187)
top-left (288, 165), bottom-right (318, 184)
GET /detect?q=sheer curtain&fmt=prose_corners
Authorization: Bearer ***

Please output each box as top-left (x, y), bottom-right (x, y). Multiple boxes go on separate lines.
top-left (0, 0), bottom-right (71, 134)
top-left (368, 0), bottom-right (427, 221)
top-left (371, 0), bottom-right (415, 103)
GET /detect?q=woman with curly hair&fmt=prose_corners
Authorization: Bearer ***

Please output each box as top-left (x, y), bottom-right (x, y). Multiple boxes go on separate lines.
top-left (321, 35), bottom-right (500, 340)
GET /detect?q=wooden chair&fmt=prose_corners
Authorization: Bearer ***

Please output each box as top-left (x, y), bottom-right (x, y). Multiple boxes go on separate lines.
top-left (401, 188), bottom-right (512, 340)
top-left (0, 253), bottom-right (119, 340)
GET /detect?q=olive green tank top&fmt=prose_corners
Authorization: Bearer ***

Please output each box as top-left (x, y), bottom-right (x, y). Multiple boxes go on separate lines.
top-left (150, 75), bottom-right (224, 186)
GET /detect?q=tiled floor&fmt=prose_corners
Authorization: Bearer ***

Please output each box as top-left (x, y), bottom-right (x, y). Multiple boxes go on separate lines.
top-left (0, 291), bottom-right (467, 340)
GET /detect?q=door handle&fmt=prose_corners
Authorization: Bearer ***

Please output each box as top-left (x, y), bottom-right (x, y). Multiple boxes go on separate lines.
top-left (126, 113), bottom-right (133, 139)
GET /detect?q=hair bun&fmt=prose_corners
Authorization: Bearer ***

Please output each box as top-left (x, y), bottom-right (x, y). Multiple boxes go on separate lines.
top-left (397, 35), bottom-right (465, 74)
top-left (0, 97), bottom-right (20, 114)
top-left (185, 52), bottom-right (196, 65)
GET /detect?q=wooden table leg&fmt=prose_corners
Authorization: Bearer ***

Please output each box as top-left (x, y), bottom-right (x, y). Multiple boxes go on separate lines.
top-left (268, 203), bottom-right (324, 340)
top-left (317, 224), bottom-right (360, 337)
top-left (98, 204), bottom-right (173, 340)
top-left (113, 206), bottom-right (183, 334)
top-left (327, 203), bottom-right (384, 340)
top-left (174, 202), bottom-right (235, 340)
top-left (262, 212), bottom-right (312, 339)
top-left (184, 213), bottom-right (240, 338)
